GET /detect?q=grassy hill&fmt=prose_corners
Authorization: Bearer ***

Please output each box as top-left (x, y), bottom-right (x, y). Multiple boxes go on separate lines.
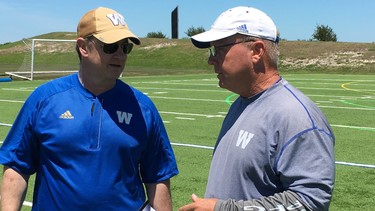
top-left (1, 32), bottom-right (375, 78)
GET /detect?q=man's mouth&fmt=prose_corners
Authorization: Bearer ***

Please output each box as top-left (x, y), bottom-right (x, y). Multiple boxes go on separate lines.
top-left (109, 64), bottom-right (122, 68)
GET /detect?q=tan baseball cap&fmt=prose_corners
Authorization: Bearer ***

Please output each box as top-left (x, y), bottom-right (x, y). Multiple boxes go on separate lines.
top-left (77, 7), bottom-right (140, 45)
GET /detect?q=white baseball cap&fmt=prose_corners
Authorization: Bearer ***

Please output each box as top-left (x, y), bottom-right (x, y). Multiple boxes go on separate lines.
top-left (191, 6), bottom-right (279, 48)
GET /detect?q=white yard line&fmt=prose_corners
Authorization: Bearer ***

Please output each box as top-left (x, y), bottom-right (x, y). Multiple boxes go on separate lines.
top-left (170, 143), bottom-right (375, 169)
top-left (0, 99), bottom-right (25, 103)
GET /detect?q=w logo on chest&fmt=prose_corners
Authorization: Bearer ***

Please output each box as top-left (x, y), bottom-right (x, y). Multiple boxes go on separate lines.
top-left (117, 111), bottom-right (133, 125)
top-left (236, 130), bottom-right (254, 149)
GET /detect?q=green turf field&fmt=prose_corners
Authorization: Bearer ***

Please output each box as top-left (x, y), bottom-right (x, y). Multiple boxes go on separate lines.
top-left (1, 73), bottom-right (375, 210)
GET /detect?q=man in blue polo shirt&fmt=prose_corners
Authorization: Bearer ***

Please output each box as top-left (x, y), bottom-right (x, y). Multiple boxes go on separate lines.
top-left (0, 7), bottom-right (178, 210)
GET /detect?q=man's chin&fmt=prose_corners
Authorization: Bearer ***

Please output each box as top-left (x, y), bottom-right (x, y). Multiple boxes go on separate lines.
top-left (218, 80), bottom-right (226, 89)
top-left (109, 66), bottom-right (124, 73)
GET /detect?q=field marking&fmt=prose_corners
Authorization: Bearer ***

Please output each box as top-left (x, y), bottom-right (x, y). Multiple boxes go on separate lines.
top-left (138, 87), bottom-right (228, 93)
top-left (1, 88), bottom-right (35, 92)
top-left (341, 81), bottom-right (375, 95)
top-left (135, 82), bottom-right (218, 86)
top-left (159, 111), bottom-right (225, 118)
top-left (171, 142), bottom-right (214, 150)
top-left (0, 99), bottom-right (25, 103)
top-left (298, 87), bottom-right (357, 91)
top-left (175, 117), bottom-right (195, 121)
top-left (317, 105), bottom-right (375, 111)
top-left (291, 81), bottom-right (375, 87)
top-left (316, 101), bottom-right (333, 104)
top-left (0, 123), bottom-right (13, 127)
top-left (340, 100), bottom-right (375, 109)
top-left (150, 96), bottom-right (227, 103)
top-left (335, 161), bottom-right (375, 168)
top-left (23, 201), bottom-right (32, 207)
top-left (170, 143), bottom-right (375, 169)
top-left (331, 124), bottom-right (375, 131)
top-left (287, 78), bottom-right (375, 82)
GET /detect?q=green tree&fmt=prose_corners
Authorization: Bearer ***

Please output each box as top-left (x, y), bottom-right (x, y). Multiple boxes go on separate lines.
top-left (312, 24), bottom-right (337, 42)
top-left (185, 26), bottom-right (206, 37)
top-left (146, 31), bottom-right (167, 38)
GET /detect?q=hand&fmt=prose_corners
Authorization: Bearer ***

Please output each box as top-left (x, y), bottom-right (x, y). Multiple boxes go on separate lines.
top-left (178, 194), bottom-right (218, 211)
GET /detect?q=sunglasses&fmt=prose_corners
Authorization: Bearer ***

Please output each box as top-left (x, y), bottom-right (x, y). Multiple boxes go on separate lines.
top-left (98, 42), bottom-right (134, 54)
top-left (88, 37), bottom-right (134, 54)
top-left (208, 39), bottom-right (255, 57)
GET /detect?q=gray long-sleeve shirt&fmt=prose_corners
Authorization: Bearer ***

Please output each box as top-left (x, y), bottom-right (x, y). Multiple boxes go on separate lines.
top-left (205, 78), bottom-right (335, 211)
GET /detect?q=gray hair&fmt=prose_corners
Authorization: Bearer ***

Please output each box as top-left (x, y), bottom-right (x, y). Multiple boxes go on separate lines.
top-left (240, 35), bottom-right (280, 69)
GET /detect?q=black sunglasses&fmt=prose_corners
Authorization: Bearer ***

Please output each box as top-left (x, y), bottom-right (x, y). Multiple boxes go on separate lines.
top-left (88, 37), bottom-right (134, 54)
top-left (98, 42), bottom-right (134, 54)
top-left (208, 39), bottom-right (255, 57)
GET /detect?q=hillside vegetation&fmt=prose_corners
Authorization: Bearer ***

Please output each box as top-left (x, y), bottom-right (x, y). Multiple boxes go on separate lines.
top-left (1, 32), bottom-right (375, 78)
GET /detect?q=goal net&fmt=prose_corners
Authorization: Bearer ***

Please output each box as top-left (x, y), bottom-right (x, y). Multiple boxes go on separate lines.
top-left (6, 39), bottom-right (79, 80)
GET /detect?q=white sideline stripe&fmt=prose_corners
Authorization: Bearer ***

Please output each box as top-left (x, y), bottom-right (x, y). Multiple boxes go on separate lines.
top-left (175, 117), bottom-right (195, 120)
top-left (293, 81), bottom-right (375, 86)
top-left (136, 82), bottom-right (218, 86)
top-left (150, 96), bottom-right (226, 102)
top-left (111, 86), bottom-right (227, 93)
top-left (1, 88), bottom-right (34, 92)
top-left (335, 161), bottom-right (375, 168)
top-left (316, 101), bottom-right (333, 103)
top-left (318, 105), bottom-right (375, 111)
top-left (0, 123), bottom-right (13, 127)
top-left (160, 111), bottom-right (225, 118)
top-left (331, 124), bottom-right (375, 131)
top-left (0, 99), bottom-right (25, 103)
top-left (287, 78), bottom-right (375, 82)
top-left (23, 201), bottom-right (32, 207)
top-left (170, 143), bottom-right (375, 168)
top-left (171, 142), bottom-right (214, 150)
top-left (298, 87), bottom-right (351, 91)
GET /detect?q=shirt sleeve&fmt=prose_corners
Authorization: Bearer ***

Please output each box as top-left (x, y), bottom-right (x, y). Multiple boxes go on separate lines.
top-left (215, 190), bottom-right (313, 211)
top-left (0, 89), bottom-right (42, 175)
top-left (138, 99), bottom-right (179, 183)
top-left (275, 129), bottom-right (335, 210)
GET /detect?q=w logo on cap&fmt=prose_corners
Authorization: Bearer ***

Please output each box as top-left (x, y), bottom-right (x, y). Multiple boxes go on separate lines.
top-left (236, 24), bottom-right (249, 33)
top-left (106, 14), bottom-right (127, 26)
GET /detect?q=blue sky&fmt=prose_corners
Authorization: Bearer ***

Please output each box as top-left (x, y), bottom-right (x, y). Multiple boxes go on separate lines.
top-left (1, 0), bottom-right (374, 44)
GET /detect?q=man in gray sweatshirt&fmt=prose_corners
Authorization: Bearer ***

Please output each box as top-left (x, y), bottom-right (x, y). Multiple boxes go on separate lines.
top-left (179, 6), bottom-right (335, 211)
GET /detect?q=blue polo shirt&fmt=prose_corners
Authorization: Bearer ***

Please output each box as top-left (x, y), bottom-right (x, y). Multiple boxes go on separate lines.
top-left (0, 73), bottom-right (179, 210)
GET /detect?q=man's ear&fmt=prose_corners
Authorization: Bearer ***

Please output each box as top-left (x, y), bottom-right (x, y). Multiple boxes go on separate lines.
top-left (77, 38), bottom-right (89, 58)
top-left (251, 41), bottom-right (265, 64)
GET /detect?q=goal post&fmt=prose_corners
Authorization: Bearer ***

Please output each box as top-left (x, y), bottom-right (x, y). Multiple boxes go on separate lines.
top-left (6, 38), bottom-right (79, 80)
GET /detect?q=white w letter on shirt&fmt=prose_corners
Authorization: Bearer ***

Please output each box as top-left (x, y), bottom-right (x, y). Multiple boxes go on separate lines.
top-left (117, 111), bottom-right (132, 125)
top-left (236, 130), bottom-right (254, 149)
